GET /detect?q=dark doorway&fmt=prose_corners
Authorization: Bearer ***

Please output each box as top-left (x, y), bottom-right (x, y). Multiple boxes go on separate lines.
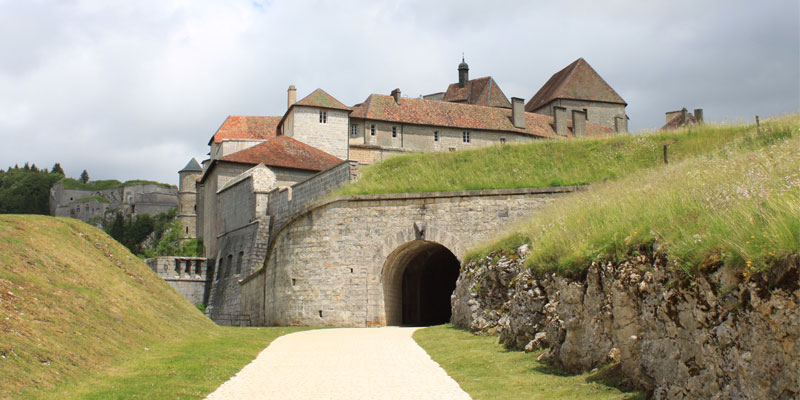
top-left (400, 244), bottom-right (460, 326)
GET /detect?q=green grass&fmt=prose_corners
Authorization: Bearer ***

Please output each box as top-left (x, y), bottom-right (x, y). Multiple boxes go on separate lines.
top-left (336, 115), bottom-right (797, 196)
top-left (466, 115), bottom-right (800, 278)
top-left (0, 215), bottom-right (300, 399)
top-left (74, 196), bottom-right (110, 203)
top-left (44, 326), bottom-right (308, 399)
top-left (414, 324), bottom-right (644, 399)
top-left (60, 178), bottom-right (174, 190)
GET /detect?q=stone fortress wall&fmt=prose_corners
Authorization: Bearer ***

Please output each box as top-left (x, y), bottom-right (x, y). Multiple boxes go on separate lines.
top-left (144, 256), bottom-right (211, 306)
top-left (50, 182), bottom-right (178, 223)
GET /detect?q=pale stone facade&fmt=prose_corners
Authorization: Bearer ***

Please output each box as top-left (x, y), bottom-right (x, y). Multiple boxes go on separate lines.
top-left (530, 99), bottom-right (627, 133)
top-left (284, 107), bottom-right (349, 160)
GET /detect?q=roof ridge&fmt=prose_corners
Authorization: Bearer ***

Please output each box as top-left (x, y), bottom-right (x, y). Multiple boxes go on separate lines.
top-left (553, 59), bottom-right (582, 99)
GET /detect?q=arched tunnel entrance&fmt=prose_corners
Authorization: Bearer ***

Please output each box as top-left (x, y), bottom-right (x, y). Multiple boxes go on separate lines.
top-left (382, 240), bottom-right (460, 326)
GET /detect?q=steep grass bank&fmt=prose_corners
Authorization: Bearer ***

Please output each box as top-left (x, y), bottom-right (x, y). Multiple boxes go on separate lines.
top-left (337, 114), bottom-right (797, 196)
top-left (466, 125), bottom-right (800, 278)
top-left (0, 215), bottom-right (294, 398)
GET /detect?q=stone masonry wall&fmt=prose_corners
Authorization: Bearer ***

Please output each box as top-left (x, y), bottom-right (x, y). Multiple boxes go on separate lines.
top-left (289, 107), bottom-right (349, 160)
top-left (533, 99), bottom-right (626, 132)
top-left (245, 187), bottom-right (579, 327)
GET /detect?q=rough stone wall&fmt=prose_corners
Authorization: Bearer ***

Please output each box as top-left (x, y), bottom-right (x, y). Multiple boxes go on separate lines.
top-left (247, 187), bottom-right (577, 327)
top-left (452, 246), bottom-right (799, 399)
top-left (348, 145), bottom-right (411, 165)
top-left (241, 267), bottom-right (266, 326)
top-left (288, 107), bottom-right (349, 160)
top-left (178, 171), bottom-right (200, 238)
top-left (533, 99), bottom-right (626, 132)
top-left (144, 256), bottom-right (211, 306)
top-left (198, 163), bottom-right (252, 258)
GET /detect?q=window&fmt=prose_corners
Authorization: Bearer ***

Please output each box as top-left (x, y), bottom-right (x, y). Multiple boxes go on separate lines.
top-left (227, 254), bottom-right (233, 275)
top-left (462, 131), bottom-right (471, 143)
top-left (392, 126), bottom-right (398, 138)
top-left (370, 124), bottom-right (375, 136)
top-left (319, 110), bottom-right (327, 123)
top-left (235, 251), bottom-right (243, 275)
top-left (434, 131), bottom-right (439, 142)
top-left (351, 124), bottom-right (358, 137)
top-left (583, 108), bottom-right (588, 119)
top-left (500, 137), bottom-right (506, 144)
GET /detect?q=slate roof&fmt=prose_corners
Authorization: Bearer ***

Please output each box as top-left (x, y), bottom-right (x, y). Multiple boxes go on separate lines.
top-left (350, 94), bottom-right (613, 138)
top-left (525, 58), bottom-right (626, 112)
top-left (218, 135), bottom-right (342, 171)
top-left (179, 158), bottom-right (202, 173)
top-left (294, 88), bottom-right (351, 111)
top-left (208, 116), bottom-right (281, 145)
top-left (442, 76), bottom-right (512, 108)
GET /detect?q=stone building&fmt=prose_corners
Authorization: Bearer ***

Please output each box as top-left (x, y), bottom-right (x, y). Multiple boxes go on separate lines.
top-left (661, 107), bottom-right (704, 130)
top-left (177, 158), bottom-right (202, 237)
top-left (525, 58), bottom-right (628, 133)
top-left (50, 181), bottom-right (177, 224)
top-left (174, 57), bottom-right (628, 323)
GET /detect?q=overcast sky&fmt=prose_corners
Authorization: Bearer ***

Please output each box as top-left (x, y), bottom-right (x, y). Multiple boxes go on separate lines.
top-left (1, 0), bottom-right (798, 184)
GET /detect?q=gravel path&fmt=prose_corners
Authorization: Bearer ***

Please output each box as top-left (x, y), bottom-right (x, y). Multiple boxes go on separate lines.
top-left (205, 327), bottom-right (471, 400)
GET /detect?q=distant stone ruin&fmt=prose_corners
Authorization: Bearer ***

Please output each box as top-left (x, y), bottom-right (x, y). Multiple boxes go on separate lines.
top-left (661, 107), bottom-right (704, 130)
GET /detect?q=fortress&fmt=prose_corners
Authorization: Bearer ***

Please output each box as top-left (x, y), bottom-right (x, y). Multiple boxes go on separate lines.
top-left (174, 58), bottom-right (628, 325)
top-left (50, 181), bottom-right (177, 225)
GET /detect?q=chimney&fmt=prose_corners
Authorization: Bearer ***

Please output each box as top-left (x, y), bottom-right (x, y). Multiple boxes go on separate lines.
top-left (553, 106), bottom-right (567, 137)
top-left (511, 97), bottom-right (525, 129)
top-left (391, 88), bottom-right (401, 105)
top-left (681, 108), bottom-right (688, 125)
top-left (615, 116), bottom-right (627, 133)
top-left (287, 85), bottom-right (296, 108)
top-left (694, 108), bottom-right (704, 124)
top-left (572, 109), bottom-right (587, 137)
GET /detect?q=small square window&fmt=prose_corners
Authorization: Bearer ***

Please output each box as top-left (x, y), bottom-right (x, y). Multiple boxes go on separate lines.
top-left (434, 131), bottom-right (439, 142)
top-left (370, 124), bottom-right (376, 136)
top-left (319, 110), bottom-right (327, 123)
top-left (462, 131), bottom-right (471, 143)
top-left (351, 124), bottom-right (358, 137)
top-left (500, 137), bottom-right (506, 144)
top-left (392, 126), bottom-right (397, 138)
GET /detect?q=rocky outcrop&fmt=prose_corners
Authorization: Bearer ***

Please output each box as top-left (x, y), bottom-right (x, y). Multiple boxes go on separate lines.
top-left (452, 245), bottom-right (800, 399)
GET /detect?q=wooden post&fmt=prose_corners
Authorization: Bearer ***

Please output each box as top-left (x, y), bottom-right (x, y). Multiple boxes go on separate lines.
top-left (755, 115), bottom-right (760, 135)
top-left (663, 144), bottom-right (668, 164)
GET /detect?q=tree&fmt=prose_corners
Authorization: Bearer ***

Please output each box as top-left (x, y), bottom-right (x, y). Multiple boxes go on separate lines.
top-left (79, 170), bottom-right (89, 183)
top-left (51, 163), bottom-right (65, 175)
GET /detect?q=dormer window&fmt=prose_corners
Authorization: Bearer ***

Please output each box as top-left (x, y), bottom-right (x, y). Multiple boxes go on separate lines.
top-left (319, 110), bottom-right (327, 123)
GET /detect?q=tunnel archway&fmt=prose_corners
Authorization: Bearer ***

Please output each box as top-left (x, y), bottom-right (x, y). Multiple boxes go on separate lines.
top-left (382, 240), bottom-right (460, 326)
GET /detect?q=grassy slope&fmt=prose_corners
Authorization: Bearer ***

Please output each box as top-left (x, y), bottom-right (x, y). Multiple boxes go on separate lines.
top-left (337, 117), bottom-right (795, 196)
top-left (0, 215), bottom-right (302, 399)
top-left (466, 115), bottom-right (800, 277)
top-left (414, 325), bottom-right (643, 400)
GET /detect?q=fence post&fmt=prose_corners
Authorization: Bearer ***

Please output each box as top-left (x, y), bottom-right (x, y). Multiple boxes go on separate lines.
top-left (755, 115), bottom-right (760, 135)
top-left (663, 144), bottom-right (668, 164)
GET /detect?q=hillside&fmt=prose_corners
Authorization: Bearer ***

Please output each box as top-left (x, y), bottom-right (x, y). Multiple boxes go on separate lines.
top-left (0, 215), bottom-right (212, 398)
top-left (337, 114), bottom-right (798, 195)
top-left (59, 178), bottom-right (175, 190)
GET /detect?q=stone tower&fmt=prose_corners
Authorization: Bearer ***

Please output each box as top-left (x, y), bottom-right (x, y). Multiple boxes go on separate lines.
top-left (178, 158), bottom-right (202, 238)
top-left (458, 56), bottom-right (469, 88)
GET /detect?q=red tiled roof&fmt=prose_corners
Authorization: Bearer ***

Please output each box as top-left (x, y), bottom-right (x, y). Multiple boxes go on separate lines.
top-left (525, 58), bottom-right (626, 112)
top-left (208, 116), bottom-right (281, 145)
top-left (442, 76), bottom-right (512, 108)
top-left (350, 94), bottom-right (613, 138)
top-left (218, 135), bottom-right (342, 171)
top-left (294, 88), bottom-right (351, 111)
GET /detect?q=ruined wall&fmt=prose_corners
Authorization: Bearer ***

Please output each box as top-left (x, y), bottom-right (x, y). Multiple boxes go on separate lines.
top-left (145, 256), bottom-right (211, 306)
top-left (243, 187), bottom-right (578, 327)
top-left (50, 182), bottom-right (177, 223)
top-left (452, 246), bottom-right (799, 399)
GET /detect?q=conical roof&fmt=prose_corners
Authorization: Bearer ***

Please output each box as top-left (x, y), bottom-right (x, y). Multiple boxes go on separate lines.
top-left (179, 158), bottom-right (202, 173)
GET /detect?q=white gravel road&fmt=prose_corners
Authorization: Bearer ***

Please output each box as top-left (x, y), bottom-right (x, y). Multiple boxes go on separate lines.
top-left (205, 327), bottom-right (471, 400)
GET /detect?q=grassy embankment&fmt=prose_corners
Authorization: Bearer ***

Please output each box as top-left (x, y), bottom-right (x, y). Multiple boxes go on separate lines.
top-left (59, 178), bottom-right (174, 190)
top-left (414, 324), bottom-right (643, 400)
top-left (336, 116), bottom-right (794, 195)
top-left (465, 114), bottom-right (799, 278)
top-left (0, 215), bottom-right (305, 399)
